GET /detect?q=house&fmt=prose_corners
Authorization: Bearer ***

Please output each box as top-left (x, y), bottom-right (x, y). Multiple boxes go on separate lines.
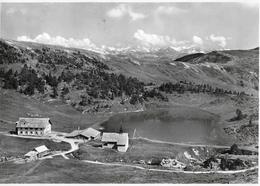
top-left (116, 133), bottom-right (129, 152)
top-left (65, 130), bottom-right (83, 139)
top-left (24, 145), bottom-right (50, 160)
top-left (24, 150), bottom-right (38, 160)
top-left (16, 118), bottom-right (52, 136)
top-left (101, 133), bottom-right (119, 149)
top-left (34, 145), bottom-right (50, 158)
top-left (101, 132), bottom-right (129, 152)
top-left (80, 128), bottom-right (101, 140)
top-left (66, 128), bottom-right (101, 141)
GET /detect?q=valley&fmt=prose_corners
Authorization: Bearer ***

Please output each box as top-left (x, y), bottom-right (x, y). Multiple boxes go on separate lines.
top-left (0, 38), bottom-right (258, 183)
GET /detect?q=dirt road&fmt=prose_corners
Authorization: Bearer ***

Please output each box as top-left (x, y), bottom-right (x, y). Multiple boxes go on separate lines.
top-left (4, 132), bottom-right (258, 175)
top-left (51, 136), bottom-right (80, 159)
top-left (82, 159), bottom-right (258, 175)
top-left (136, 137), bottom-right (259, 153)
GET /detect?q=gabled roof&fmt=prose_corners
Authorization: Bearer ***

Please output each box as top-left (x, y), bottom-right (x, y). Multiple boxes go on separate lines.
top-left (34, 145), bottom-right (49, 153)
top-left (16, 118), bottom-right (51, 128)
top-left (117, 133), bottom-right (129, 145)
top-left (101, 132), bottom-right (119, 142)
top-left (80, 128), bottom-right (100, 138)
top-left (65, 130), bottom-right (83, 137)
top-left (24, 151), bottom-right (38, 157)
top-left (101, 132), bottom-right (129, 146)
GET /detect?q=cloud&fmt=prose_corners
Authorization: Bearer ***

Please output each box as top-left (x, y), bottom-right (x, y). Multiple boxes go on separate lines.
top-left (17, 32), bottom-right (231, 54)
top-left (133, 29), bottom-right (201, 51)
top-left (209, 34), bottom-right (227, 48)
top-left (107, 4), bottom-right (146, 21)
top-left (128, 11), bottom-right (146, 21)
top-left (6, 7), bottom-right (27, 15)
top-left (107, 4), bottom-right (127, 18)
top-left (134, 29), bottom-right (176, 47)
top-left (17, 33), bottom-right (97, 50)
top-left (155, 6), bottom-right (188, 15)
top-left (192, 36), bottom-right (203, 45)
top-left (133, 30), bottom-right (230, 52)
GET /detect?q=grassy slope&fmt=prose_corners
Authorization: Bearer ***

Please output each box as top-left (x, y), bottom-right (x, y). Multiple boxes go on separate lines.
top-left (106, 48), bottom-right (258, 96)
top-left (163, 92), bottom-right (258, 121)
top-left (76, 138), bottom-right (219, 164)
top-left (0, 89), bottom-right (110, 132)
top-left (142, 92), bottom-right (258, 146)
top-left (0, 40), bottom-right (258, 183)
top-left (0, 157), bottom-right (257, 183)
top-left (0, 134), bottom-right (70, 156)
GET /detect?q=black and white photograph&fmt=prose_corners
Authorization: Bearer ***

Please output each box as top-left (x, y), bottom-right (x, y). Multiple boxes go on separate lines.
top-left (0, 0), bottom-right (259, 184)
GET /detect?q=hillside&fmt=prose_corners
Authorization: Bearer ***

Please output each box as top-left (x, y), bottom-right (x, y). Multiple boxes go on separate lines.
top-left (106, 49), bottom-right (258, 97)
top-left (0, 38), bottom-right (171, 114)
top-left (0, 38), bottom-right (258, 184)
top-left (0, 38), bottom-right (258, 114)
top-left (0, 38), bottom-right (258, 117)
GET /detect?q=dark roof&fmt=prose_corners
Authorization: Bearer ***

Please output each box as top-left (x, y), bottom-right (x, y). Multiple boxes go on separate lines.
top-left (65, 130), bottom-right (83, 137)
top-left (16, 118), bottom-right (51, 128)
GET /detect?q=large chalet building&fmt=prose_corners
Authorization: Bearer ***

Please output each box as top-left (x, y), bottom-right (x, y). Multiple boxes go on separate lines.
top-left (16, 118), bottom-right (52, 136)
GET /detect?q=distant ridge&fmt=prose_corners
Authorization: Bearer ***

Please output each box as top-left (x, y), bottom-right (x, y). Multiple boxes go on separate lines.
top-left (174, 53), bottom-right (205, 62)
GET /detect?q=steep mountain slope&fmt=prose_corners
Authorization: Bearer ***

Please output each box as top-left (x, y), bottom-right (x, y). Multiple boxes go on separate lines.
top-left (174, 53), bottom-right (205, 63)
top-left (175, 51), bottom-right (234, 64)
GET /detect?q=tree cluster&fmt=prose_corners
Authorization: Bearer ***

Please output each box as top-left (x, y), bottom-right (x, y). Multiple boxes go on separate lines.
top-left (228, 109), bottom-right (247, 122)
top-left (219, 157), bottom-right (245, 171)
top-left (0, 41), bottom-right (27, 64)
top-left (159, 81), bottom-right (247, 96)
top-left (202, 154), bottom-right (246, 171)
top-left (35, 47), bottom-right (109, 70)
top-left (73, 69), bottom-right (167, 105)
top-left (0, 65), bottom-right (45, 95)
top-left (0, 63), bottom-right (167, 105)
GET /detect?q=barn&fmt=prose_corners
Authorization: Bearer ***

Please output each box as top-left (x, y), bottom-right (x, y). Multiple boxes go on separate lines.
top-left (80, 128), bottom-right (101, 140)
top-left (66, 128), bottom-right (101, 141)
top-left (65, 130), bottom-right (83, 139)
top-left (16, 118), bottom-right (52, 136)
top-left (34, 145), bottom-right (50, 158)
top-left (24, 145), bottom-right (50, 159)
top-left (101, 133), bottom-right (129, 152)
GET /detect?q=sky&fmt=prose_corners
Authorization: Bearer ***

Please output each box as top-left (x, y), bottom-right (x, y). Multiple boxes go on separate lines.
top-left (0, 1), bottom-right (259, 52)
